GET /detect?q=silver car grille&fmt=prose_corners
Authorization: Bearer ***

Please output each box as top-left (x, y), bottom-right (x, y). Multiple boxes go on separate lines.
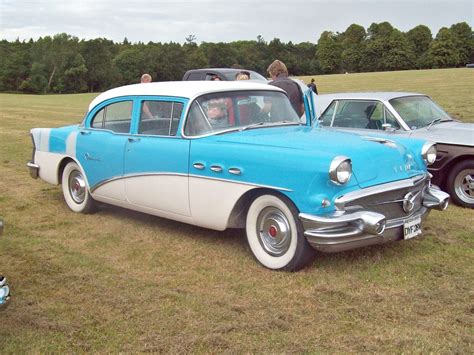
top-left (336, 175), bottom-right (429, 221)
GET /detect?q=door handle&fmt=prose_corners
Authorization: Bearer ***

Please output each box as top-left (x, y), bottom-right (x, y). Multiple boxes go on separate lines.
top-left (193, 163), bottom-right (205, 170)
top-left (80, 130), bottom-right (91, 135)
top-left (128, 137), bottom-right (141, 143)
top-left (210, 165), bottom-right (223, 173)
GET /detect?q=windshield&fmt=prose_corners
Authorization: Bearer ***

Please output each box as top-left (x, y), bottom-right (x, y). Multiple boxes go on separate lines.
top-left (389, 96), bottom-right (452, 129)
top-left (184, 90), bottom-right (301, 136)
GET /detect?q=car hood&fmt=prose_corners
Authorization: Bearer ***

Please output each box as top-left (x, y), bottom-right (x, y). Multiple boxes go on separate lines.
top-left (408, 121), bottom-right (474, 146)
top-left (212, 126), bottom-right (426, 188)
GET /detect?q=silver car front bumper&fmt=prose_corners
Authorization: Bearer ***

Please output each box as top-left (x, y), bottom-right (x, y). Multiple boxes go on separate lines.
top-left (299, 177), bottom-right (449, 253)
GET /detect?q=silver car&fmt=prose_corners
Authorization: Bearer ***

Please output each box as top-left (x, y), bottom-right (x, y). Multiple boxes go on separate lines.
top-left (314, 93), bottom-right (474, 208)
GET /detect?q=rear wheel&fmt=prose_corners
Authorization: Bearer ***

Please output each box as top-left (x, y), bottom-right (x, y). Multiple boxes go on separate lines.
top-left (446, 160), bottom-right (474, 208)
top-left (246, 194), bottom-right (314, 271)
top-left (62, 161), bottom-right (95, 213)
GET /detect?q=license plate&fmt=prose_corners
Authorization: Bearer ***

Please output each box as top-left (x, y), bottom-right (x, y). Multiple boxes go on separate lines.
top-left (403, 216), bottom-right (422, 239)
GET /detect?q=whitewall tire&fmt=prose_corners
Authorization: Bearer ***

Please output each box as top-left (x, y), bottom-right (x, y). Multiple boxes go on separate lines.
top-left (61, 161), bottom-right (95, 213)
top-left (246, 194), bottom-right (314, 271)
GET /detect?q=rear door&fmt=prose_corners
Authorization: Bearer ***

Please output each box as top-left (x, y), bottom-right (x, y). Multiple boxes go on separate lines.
top-left (123, 97), bottom-right (191, 216)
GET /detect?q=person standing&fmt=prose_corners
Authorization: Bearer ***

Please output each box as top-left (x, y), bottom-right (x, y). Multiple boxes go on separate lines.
top-left (267, 60), bottom-right (304, 116)
top-left (308, 78), bottom-right (318, 94)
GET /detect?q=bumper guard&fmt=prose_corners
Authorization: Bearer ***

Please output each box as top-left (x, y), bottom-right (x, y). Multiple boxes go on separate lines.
top-left (299, 185), bottom-right (449, 253)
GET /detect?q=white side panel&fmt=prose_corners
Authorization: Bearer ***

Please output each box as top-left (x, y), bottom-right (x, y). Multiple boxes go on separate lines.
top-left (31, 128), bottom-right (51, 152)
top-left (125, 175), bottom-right (190, 216)
top-left (92, 179), bottom-right (126, 201)
top-left (66, 131), bottom-right (78, 157)
top-left (35, 150), bottom-right (65, 185)
top-left (92, 194), bottom-right (195, 226)
top-left (189, 177), bottom-right (254, 231)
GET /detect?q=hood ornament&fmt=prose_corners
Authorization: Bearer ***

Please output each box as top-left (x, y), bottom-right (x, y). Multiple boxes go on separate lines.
top-left (362, 136), bottom-right (398, 149)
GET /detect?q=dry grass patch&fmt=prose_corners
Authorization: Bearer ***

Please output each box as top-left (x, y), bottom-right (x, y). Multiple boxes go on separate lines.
top-left (1, 69), bottom-right (473, 352)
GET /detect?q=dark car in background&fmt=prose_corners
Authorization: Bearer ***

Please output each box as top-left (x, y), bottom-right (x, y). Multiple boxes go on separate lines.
top-left (182, 68), bottom-right (267, 82)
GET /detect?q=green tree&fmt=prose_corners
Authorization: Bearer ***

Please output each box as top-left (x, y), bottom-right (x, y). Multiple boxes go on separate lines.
top-left (341, 24), bottom-right (366, 72)
top-left (429, 27), bottom-right (460, 68)
top-left (406, 25), bottom-right (433, 68)
top-left (0, 39), bottom-right (31, 91)
top-left (113, 47), bottom-right (147, 85)
top-left (62, 53), bottom-right (88, 93)
top-left (316, 31), bottom-right (342, 73)
top-left (450, 22), bottom-right (473, 65)
top-left (81, 38), bottom-right (118, 92)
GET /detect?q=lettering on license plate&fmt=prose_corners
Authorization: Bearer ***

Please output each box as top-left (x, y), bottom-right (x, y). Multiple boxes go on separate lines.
top-left (404, 216), bottom-right (422, 240)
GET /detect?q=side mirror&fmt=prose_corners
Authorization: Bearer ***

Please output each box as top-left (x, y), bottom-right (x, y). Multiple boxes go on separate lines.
top-left (382, 123), bottom-right (396, 132)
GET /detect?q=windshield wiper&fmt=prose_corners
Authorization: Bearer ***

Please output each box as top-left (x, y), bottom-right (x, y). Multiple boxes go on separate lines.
top-left (426, 118), bottom-right (453, 130)
top-left (239, 121), bottom-right (299, 132)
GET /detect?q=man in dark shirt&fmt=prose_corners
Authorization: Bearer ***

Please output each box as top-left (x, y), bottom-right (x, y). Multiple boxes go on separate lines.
top-left (267, 60), bottom-right (304, 116)
top-left (308, 78), bottom-right (318, 94)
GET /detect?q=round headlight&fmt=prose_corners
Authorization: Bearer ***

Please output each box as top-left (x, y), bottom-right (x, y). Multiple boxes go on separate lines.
top-left (422, 142), bottom-right (437, 165)
top-left (329, 156), bottom-right (352, 185)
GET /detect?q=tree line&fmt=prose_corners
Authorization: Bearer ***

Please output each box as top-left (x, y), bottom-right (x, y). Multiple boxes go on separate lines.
top-left (0, 21), bottom-right (472, 94)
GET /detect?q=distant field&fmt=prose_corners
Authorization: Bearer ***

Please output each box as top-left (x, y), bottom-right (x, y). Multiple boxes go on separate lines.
top-left (0, 69), bottom-right (473, 352)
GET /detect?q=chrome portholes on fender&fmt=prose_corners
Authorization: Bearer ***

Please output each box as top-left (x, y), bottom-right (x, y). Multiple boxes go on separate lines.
top-left (246, 194), bottom-right (314, 271)
top-left (61, 161), bottom-right (96, 213)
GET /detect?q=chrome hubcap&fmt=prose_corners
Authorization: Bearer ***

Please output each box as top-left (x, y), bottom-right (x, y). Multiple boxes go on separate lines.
top-left (454, 169), bottom-right (474, 204)
top-left (69, 170), bottom-right (86, 204)
top-left (256, 207), bottom-right (291, 256)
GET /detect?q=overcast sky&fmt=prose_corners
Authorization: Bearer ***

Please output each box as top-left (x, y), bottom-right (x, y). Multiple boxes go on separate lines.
top-left (1, 0), bottom-right (472, 44)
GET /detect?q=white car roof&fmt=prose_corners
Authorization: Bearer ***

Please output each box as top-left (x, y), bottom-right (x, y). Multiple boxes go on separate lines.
top-left (88, 81), bottom-right (283, 112)
top-left (316, 92), bottom-right (425, 101)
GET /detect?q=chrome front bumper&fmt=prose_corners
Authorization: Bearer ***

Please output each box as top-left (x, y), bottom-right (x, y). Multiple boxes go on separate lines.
top-left (299, 184), bottom-right (449, 253)
top-left (27, 161), bottom-right (39, 179)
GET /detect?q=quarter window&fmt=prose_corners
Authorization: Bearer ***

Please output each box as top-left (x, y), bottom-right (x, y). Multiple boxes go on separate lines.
top-left (139, 101), bottom-right (184, 136)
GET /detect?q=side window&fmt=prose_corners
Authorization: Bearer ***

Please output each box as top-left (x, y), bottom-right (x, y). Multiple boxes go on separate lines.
top-left (331, 100), bottom-right (382, 129)
top-left (187, 73), bottom-right (203, 80)
top-left (139, 101), bottom-right (184, 136)
top-left (104, 101), bottom-right (132, 133)
top-left (90, 101), bottom-right (132, 133)
top-left (319, 101), bottom-right (337, 126)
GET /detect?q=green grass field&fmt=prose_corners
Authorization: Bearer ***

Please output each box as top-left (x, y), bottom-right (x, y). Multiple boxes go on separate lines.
top-left (0, 68), bottom-right (473, 352)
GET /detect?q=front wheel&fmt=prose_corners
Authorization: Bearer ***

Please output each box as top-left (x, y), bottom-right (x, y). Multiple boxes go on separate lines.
top-left (246, 194), bottom-right (314, 271)
top-left (61, 161), bottom-right (95, 213)
top-left (446, 160), bottom-right (474, 208)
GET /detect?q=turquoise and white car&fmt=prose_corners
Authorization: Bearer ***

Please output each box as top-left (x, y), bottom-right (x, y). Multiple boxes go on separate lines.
top-left (27, 81), bottom-right (449, 271)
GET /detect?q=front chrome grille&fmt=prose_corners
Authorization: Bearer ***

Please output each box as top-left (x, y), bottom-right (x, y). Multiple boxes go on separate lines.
top-left (336, 175), bottom-right (429, 221)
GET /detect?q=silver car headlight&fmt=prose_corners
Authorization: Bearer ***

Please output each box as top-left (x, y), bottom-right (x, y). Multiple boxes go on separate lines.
top-left (329, 156), bottom-right (352, 185)
top-left (422, 142), bottom-right (437, 165)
